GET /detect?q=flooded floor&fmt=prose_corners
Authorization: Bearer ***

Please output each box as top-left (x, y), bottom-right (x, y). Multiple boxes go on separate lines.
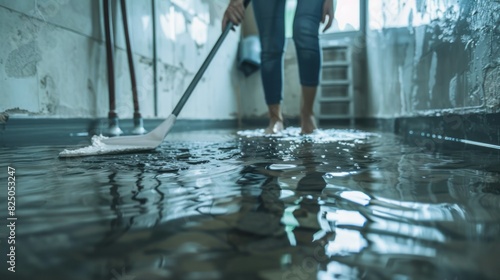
top-left (1, 127), bottom-right (500, 280)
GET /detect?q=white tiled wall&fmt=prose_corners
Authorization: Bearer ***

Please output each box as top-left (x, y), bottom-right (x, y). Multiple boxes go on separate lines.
top-left (0, 0), bottom-right (241, 120)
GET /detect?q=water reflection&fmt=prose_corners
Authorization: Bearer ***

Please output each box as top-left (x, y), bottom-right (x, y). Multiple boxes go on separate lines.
top-left (1, 128), bottom-right (499, 279)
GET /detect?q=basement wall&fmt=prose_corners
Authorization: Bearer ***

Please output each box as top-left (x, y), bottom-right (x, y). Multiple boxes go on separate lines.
top-left (0, 0), bottom-right (241, 120)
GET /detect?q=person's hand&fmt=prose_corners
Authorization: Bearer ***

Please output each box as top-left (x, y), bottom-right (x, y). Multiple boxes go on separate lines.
top-left (222, 0), bottom-right (245, 32)
top-left (322, 0), bottom-right (334, 32)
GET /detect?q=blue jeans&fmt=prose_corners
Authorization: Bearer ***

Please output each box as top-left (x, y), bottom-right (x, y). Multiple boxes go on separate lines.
top-left (252, 0), bottom-right (323, 105)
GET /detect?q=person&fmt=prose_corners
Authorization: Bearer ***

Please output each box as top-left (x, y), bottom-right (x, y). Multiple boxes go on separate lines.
top-left (223, 0), bottom-right (334, 134)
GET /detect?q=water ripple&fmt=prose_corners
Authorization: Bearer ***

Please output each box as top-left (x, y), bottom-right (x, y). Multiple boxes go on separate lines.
top-left (2, 128), bottom-right (500, 280)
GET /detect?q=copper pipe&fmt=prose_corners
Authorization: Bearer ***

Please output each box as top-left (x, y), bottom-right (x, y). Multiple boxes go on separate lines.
top-left (103, 0), bottom-right (117, 119)
top-left (120, 0), bottom-right (141, 119)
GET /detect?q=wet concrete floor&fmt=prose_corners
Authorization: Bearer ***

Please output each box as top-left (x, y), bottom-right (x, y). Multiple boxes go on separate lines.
top-left (1, 127), bottom-right (499, 280)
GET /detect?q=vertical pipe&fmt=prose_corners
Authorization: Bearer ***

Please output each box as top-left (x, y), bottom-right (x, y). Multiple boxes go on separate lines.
top-left (103, 0), bottom-right (116, 119)
top-left (120, 0), bottom-right (140, 118)
top-left (360, 0), bottom-right (368, 93)
top-left (120, 0), bottom-right (146, 134)
top-left (152, 0), bottom-right (158, 117)
top-left (360, 0), bottom-right (367, 35)
top-left (103, 0), bottom-right (122, 135)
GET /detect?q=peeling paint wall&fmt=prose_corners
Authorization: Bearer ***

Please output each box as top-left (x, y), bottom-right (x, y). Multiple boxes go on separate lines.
top-left (366, 0), bottom-right (500, 118)
top-left (4, 0), bottom-right (497, 122)
top-left (0, 0), bottom-right (240, 120)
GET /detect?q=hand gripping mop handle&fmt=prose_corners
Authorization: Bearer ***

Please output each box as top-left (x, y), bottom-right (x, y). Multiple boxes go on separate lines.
top-left (171, 0), bottom-right (251, 117)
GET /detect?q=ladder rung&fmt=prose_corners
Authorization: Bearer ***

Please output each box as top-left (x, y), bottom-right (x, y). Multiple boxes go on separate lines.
top-left (323, 61), bottom-right (350, 67)
top-left (318, 114), bottom-right (354, 119)
top-left (321, 80), bottom-right (351, 86)
top-left (319, 97), bottom-right (352, 102)
top-left (322, 45), bottom-right (349, 49)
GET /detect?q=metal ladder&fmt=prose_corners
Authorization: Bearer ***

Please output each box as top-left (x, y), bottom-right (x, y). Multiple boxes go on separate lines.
top-left (317, 44), bottom-right (355, 127)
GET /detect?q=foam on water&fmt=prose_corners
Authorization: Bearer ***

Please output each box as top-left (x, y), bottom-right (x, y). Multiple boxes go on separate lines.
top-left (237, 127), bottom-right (379, 144)
top-left (59, 135), bottom-right (154, 158)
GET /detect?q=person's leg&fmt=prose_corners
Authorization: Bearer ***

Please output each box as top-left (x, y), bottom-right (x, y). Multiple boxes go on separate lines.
top-left (301, 86), bottom-right (318, 134)
top-left (293, 0), bottom-right (323, 134)
top-left (252, 0), bottom-right (286, 133)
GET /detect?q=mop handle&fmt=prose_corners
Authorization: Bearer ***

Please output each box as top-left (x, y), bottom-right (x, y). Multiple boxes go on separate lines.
top-left (172, 0), bottom-right (252, 117)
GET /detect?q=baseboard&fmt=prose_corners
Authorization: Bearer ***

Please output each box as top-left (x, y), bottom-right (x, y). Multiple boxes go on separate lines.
top-left (395, 113), bottom-right (500, 151)
top-left (0, 118), bottom-right (239, 147)
top-left (2, 114), bottom-right (499, 151)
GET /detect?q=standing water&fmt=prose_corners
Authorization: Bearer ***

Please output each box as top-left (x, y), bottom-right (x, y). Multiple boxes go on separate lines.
top-left (1, 127), bottom-right (499, 280)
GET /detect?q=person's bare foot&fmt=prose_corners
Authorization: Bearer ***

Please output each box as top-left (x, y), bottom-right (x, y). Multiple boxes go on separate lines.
top-left (264, 119), bottom-right (284, 134)
top-left (264, 104), bottom-right (284, 134)
top-left (300, 113), bottom-right (317, 134)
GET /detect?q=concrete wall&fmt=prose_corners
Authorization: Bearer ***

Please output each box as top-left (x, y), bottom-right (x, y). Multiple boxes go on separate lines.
top-left (4, 0), bottom-right (497, 123)
top-left (365, 0), bottom-right (500, 118)
top-left (0, 0), bottom-right (241, 120)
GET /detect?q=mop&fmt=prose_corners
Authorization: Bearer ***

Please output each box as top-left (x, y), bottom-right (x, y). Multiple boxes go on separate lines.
top-left (59, 0), bottom-right (251, 158)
